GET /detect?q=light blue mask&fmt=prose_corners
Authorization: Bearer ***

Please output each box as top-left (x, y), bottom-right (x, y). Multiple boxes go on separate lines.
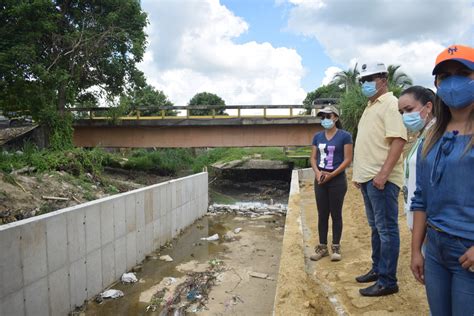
top-left (402, 112), bottom-right (426, 132)
top-left (361, 81), bottom-right (377, 97)
top-left (321, 118), bottom-right (335, 129)
top-left (437, 75), bottom-right (474, 109)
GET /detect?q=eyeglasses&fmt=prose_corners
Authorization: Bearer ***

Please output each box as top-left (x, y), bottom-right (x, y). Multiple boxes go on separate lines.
top-left (319, 113), bottom-right (333, 119)
top-left (359, 74), bottom-right (383, 84)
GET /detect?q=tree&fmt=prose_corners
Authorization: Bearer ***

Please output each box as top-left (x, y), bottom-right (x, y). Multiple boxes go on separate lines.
top-left (332, 63), bottom-right (360, 93)
top-left (121, 84), bottom-right (177, 116)
top-left (0, 0), bottom-right (148, 142)
top-left (302, 83), bottom-right (343, 114)
top-left (188, 92), bottom-right (226, 116)
top-left (339, 87), bottom-right (368, 139)
top-left (387, 65), bottom-right (413, 97)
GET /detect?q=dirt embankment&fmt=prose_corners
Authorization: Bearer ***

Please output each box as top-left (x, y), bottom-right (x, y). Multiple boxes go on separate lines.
top-left (0, 169), bottom-right (173, 224)
top-left (301, 169), bottom-right (429, 315)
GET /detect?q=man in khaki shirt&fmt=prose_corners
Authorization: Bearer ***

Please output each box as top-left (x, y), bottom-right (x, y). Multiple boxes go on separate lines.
top-left (352, 62), bottom-right (407, 297)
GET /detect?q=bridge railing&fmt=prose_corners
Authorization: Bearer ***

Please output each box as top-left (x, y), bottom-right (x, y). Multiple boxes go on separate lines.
top-left (67, 99), bottom-right (338, 120)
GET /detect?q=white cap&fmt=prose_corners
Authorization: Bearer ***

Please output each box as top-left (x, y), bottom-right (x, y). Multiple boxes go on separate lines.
top-left (359, 62), bottom-right (387, 78)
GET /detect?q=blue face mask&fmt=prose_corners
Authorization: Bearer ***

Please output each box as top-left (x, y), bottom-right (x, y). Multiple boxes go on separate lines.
top-left (437, 75), bottom-right (474, 109)
top-left (402, 111), bottom-right (426, 132)
top-left (321, 118), bottom-right (335, 129)
top-left (361, 81), bottom-right (377, 97)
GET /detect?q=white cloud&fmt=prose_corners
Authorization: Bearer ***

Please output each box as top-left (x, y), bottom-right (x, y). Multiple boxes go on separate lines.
top-left (285, 0), bottom-right (473, 88)
top-left (139, 0), bottom-right (306, 105)
top-left (321, 66), bottom-right (342, 86)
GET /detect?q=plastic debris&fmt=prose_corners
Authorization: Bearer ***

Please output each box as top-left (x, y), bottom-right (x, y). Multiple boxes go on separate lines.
top-left (200, 233), bottom-right (219, 241)
top-left (233, 227), bottom-right (242, 234)
top-left (249, 271), bottom-right (269, 279)
top-left (100, 289), bottom-right (124, 299)
top-left (159, 255), bottom-right (174, 262)
top-left (121, 272), bottom-right (138, 283)
top-left (208, 202), bottom-right (287, 217)
top-left (164, 277), bottom-right (177, 286)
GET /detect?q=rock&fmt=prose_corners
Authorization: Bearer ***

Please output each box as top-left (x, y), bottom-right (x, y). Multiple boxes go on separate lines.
top-left (159, 255), bottom-right (174, 262)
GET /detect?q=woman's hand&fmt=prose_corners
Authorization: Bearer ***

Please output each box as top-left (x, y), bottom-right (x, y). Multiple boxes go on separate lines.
top-left (319, 171), bottom-right (333, 184)
top-left (459, 246), bottom-right (474, 271)
top-left (411, 250), bottom-right (425, 284)
top-left (315, 170), bottom-right (325, 184)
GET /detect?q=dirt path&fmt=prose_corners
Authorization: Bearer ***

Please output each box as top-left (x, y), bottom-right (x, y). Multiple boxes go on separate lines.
top-left (300, 169), bottom-right (429, 315)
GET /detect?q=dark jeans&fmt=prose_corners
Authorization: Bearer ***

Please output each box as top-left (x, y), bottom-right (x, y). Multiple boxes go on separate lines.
top-left (360, 180), bottom-right (400, 288)
top-left (424, 226), bottom-right (474, 316)
top-left (314, 172), bottom-right (347, 245)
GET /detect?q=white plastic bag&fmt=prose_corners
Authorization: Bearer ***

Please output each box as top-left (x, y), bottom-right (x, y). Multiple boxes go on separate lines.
top-left (201, 233), bottom-right (219, 241)
top-left (101, 289), bottom-right (124, 299)
top-left (121, 272), bottom-right (138, 283)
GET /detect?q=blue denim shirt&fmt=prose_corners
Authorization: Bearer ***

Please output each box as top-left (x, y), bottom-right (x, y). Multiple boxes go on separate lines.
top-left (410, 132), bottom-right (474, 240)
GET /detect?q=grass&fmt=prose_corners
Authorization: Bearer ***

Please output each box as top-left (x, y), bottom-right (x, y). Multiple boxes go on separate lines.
top-left (1, 145), bottom-right (299, 186)
top-left (191, 147), bottom-right (289, 172)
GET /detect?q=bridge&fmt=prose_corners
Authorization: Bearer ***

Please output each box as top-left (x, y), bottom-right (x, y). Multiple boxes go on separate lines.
top-left (72, 101), bottom-right (336, 148)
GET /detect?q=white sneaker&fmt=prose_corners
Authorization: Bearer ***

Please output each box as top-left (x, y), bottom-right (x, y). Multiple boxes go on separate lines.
top-left (331, 244), bottom-right (342, 261)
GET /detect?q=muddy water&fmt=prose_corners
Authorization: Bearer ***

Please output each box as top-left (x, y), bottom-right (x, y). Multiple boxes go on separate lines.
top-left (84, 211), bottom-right (285, 315)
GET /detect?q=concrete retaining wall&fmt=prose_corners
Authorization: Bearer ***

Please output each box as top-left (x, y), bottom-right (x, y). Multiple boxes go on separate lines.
top-left (0, 172), bottom-right (208, 316)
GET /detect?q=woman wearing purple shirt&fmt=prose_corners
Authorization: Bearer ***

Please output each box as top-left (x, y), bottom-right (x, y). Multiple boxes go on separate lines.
top-left (310, 105), bottom-right (353, 261)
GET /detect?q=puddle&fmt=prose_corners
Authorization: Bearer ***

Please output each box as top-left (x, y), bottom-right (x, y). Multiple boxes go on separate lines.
top-left (84, 212), bottom-right (285, 315)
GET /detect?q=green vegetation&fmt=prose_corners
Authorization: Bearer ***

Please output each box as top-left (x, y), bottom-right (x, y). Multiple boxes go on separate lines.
top-left (191, 147), bottom-right (289, 172)
top-left (1, 1), bottom-right (148, 148)
top-left (123, 148), bottom-right (194, 175)
top-left (188, 92), bottom-right (226, 116)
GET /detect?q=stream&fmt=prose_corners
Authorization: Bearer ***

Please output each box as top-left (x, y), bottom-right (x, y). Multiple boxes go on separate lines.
top-left (83, 180), bottom-right (289, 315)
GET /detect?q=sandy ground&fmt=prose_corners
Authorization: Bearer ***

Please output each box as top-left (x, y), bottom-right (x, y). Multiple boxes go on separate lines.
top-left (300, 169), bottom-right (429, 315)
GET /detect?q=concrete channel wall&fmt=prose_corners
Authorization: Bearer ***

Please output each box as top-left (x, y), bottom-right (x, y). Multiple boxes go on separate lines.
top-left (0, 172), bottom-right (208, 316)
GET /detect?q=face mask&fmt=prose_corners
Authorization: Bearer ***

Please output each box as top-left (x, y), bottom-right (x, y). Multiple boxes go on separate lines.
top-left (361, 81), bottom-right (377, 97)
top-left (402, 111), bottom-right (426, 132)
top-left (437, 75), bottom-right (474, 109)
top-left (321, 118), bottom-right (335, 129)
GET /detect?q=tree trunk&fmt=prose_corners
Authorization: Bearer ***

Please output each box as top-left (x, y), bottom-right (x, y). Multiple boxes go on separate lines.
top-left (58, 83), bottom-right (66, 116)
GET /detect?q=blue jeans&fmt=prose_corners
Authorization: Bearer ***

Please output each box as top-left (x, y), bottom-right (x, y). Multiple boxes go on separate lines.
top-left (424, 226), bottom-right (474, 316)
top-left (360, 180), bottom-right (400, 288)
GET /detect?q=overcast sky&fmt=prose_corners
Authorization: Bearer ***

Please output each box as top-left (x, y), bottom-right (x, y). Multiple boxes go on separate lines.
top-left (138, 0), bottom-right (473, 105)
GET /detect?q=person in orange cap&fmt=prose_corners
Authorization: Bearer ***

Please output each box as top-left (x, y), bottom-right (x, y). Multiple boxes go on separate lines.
top-left (410, 44), bottom-right (474, 316)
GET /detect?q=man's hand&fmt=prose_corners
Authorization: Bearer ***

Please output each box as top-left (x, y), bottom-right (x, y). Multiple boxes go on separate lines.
top-left (459, 246), bottom-right (474, 271)
top-left (373, 171), bottom-right (388, 190)
top-left (411, 251), bottom-right (425, 284)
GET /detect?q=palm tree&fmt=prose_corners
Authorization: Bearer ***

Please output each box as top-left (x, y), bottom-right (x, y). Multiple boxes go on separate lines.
top-left (387, 64), bottom-right (413, 96)
top-left (331, 63), bottom-right (360, 93)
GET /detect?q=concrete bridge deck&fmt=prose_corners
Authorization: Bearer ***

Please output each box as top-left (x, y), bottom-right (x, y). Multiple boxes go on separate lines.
top-left (71, 104), bottom-right (333, 148)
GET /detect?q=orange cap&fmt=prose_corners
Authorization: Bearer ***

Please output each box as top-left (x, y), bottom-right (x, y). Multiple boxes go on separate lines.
top-left (432, 44), bottom-right (474, 75)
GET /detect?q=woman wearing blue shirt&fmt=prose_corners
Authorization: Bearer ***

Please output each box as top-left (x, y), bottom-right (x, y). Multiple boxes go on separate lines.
top-left (310, 105), bottom-right (353, 261)
top-left (410, 44), bottom-right (474, 316)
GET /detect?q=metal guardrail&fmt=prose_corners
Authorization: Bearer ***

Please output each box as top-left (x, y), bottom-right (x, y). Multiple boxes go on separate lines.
top-left (68, 99), bottom-right (339, 120)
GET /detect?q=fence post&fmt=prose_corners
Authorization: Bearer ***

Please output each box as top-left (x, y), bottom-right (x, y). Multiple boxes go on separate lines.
top-left (136, 110), bottom-right (140, 119)
top-left (161, 109), bottom-right (165, 119)
top-left (237, 108), bottom-right (241, 118)
top-left (263, 107), bottom-right (267, 118)
top-left (290, 107), bottom-right (293, 117)
top-left (212, 109), bottom-right (215, 118)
